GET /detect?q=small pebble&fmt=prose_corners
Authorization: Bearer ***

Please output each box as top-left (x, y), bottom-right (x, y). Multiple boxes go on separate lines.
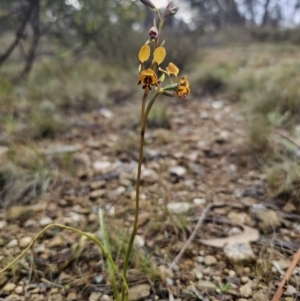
top-left (15, 286), bottom-right (23, 294)
top-left (7, 294), bottom-right (20, 300)
top-left (7, 239), bottom-right (18, 248)
top-left (0, 220), bottom-right (7, 229)
top-left (19, 236), bottom-right (33, 248)
top-left (204, 255), bottom-right (217, 266)
top-left (167, 202), bottom-right (190, 214)
top-left (39, 216), bottom-right (53, 226)
top-left (3, 283), bottom-right (16, 292)
top-left (89, 292), bottom-right (102, 301)
top-left (100, 295), bottom-right (112, 301)
top-left (241, 276), bottom-right (249, 283)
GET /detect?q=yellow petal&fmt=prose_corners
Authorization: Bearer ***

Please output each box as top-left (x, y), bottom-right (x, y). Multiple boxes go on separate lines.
top-left (166, 62), bottom-right (179, 76)
top-left (153, 46), bottom-right (166, 65)
top-left (139, 44), bottom-right (150, 63)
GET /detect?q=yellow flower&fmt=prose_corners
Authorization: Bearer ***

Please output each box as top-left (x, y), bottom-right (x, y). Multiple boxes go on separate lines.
top-left (137, 68), bottom-right (159, 90)
top-left (177, 76), bottom-right (190, 98)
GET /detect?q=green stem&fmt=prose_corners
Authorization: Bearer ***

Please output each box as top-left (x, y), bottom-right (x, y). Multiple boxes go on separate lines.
top-left (121, 90), bottom-right (160, 301)
top-left (0, 223), bottom-right (129, 295)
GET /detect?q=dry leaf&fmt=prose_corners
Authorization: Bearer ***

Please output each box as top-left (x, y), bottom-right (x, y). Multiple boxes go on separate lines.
top-left (200, 225), bottom-right (259, 248)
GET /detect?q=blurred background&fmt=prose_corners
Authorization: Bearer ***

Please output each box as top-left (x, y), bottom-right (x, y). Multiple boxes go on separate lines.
top-left (1, 0), bottom-right (300, 206)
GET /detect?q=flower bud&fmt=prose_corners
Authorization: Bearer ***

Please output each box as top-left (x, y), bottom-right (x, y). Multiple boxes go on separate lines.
top-left (163, 1), bottom-right (179, 18)
top-left (149, 26), bottom-right (158, 40)
top-left (140, 0), bottom-right (156, 9)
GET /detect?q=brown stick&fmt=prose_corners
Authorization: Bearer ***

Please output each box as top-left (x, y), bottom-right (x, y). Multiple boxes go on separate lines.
top-left (271, 246), bottom-right (300, 301)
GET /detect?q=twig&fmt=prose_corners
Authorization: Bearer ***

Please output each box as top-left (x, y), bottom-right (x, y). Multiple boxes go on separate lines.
top-left (274, 129), bottom-right (300, 149)
top-left (271, 246), bottom-right (300, 301)
top-left (170, 203), bottom-right (224, 269)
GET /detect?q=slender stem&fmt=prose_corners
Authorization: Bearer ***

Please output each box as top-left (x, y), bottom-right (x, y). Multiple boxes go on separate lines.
top-left (121, 90), bottom-right (160, 301)
top-left (141, 89), bottom-right (149, 124)
top-left (0, 223), bottom-right (128, 294)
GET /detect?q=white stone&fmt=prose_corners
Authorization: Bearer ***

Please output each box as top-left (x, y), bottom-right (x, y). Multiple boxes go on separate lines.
top-left (7, 239), bottom-right (18, 248)
top-left (104, 204), bottom-right (115, 216)
top-left (239, 280), bottom-right (252, 297)
top-left (39, 216), bottom-right (53, 226)
top-left (93, 161), bottom-right (111, 171)
top-left (224, 242), bottom-right (255, 263)
top-left (3, 283), bottom-right (16, 292)
top-left (0, 220), bottom-right (7, 229)
top-left (167, 202), bottom-right (190, 214)
top-left (134, 235), bottom-right (145, 247)
top-left (100, 108), bottom-right (113, 118)
top-left (19, 236), bottom-right (33, 248)
top-left (204, 255), bottom-right (217, 266)
top-left (193, 198), bottom-right (206, 205)
top-left (169, 166), bottom-right (186, 177)
top-left (128, 284), bottom-right (150, 301)
top-left (211, 100), bottom-right (224, 109)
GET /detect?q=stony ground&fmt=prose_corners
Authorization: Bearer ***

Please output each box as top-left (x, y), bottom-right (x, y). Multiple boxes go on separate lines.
top-left (0, 94), bottom-right (299, 301)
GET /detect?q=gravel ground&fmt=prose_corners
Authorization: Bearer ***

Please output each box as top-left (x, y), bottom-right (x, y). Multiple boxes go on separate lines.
top-left (0, 96), bottom-right (299, 301)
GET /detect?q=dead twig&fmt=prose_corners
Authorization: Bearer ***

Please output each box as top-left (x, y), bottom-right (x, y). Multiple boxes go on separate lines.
top-left (170, 203), bottom-right (224, 269)
top-left (271, 246), bottom-right (300, 301)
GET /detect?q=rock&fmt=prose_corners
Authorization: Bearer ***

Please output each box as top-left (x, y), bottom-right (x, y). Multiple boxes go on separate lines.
top-left (134, 235), bottom-right (145, 247)
top-left (7, 239), bottom-right (18, 248)
top-left (188, 162), bottom-right (205, 176)
top-left (39, 216), bottom-right (53, 226)
top-left (228, 270), bottom-right (236, 277)
top-left (284, 285), bottom-right (297, 295)
top-left (239, 280), bottom-right (252, 297)
top-left (169, 166), bottom-right (186, 177)
top-left (15, 286), bottom-right (23, 294)
top-left (100, 295), bottom-right (112, 301)
top-left (0, 145), bottom-right (8, 156)
top-left (227, 212), bottom-right (249, 225)
top-left (100, 108), bottom-right (113, 118)
top-left (93, 161), bottom-right (112, 172)
top-left (241, 276), bottom-right (249, 283)
top-left (89, 189), bottom-right (106, 199)
top-left (204, 255), bottom-right (217, 266)
top-left (3, 283), bottom-right (16, 293)
top-left (89, 292), bottom-right (102, 301)
top-left (67, 292), bottom-right (77, 300)
top-left (107, 186), bottom-right (126, 201)
top-left (6, 294), bottom-right (20, 300)
top-left (197, 280), bottom-right (216, 292)
top-left (50, 293), bottom-right (63, 301)
top-left (167, 202), bottom-right (190, 214)
top-left (48, 236), bottom-right (65, 248)
top-left (193, 198), bottom-right (206, 205)
top-left (252, 290), bottom-right (267, 301)
top-left (89, 181), bottom-right (106, 190)
top-left (256, 209), bottom-right (281, 232)
top-left (0, 220), bottom-right (7, 229)
top-left (224, 242), bottom-right (255, 263)
top-left (211, 100), bottom-right (224, 109)
top-left (200, 111), bottom-right (209, 119)
top-left (19, 236), bottom-right (33, 248)
top-left (158, 265), bottom-right (174, 280)
top-left (193, 269), bottom-right (203, 280)
top-left (141, 168), bottom-right (158, 183)
top-left (104, 204), bottom-right (115, 216)
top-left (128, 284), bottom-right (151, 301)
